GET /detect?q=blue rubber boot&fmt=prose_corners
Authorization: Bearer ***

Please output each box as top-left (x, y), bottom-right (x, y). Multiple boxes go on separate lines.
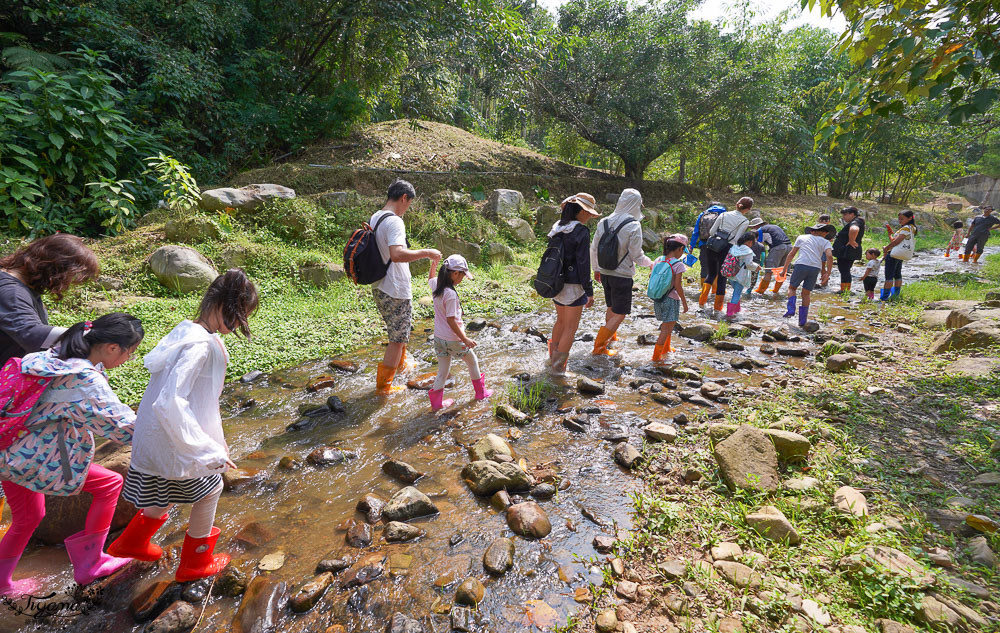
top-left (798, 305), bottom-right (810, 327)
top-left (889, 286), bottom-right (901, 301)
top-left (783, 295), bottom-right (796, 318)
top-left (879, 288), bottom-right (890, 302)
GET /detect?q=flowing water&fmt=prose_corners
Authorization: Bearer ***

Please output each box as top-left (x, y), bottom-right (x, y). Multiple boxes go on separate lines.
top-left (1, 247), bottom-right (992, 633)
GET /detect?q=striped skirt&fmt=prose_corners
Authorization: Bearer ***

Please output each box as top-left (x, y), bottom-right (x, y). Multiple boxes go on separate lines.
top-left (122, 467), bottom-right (223, 508)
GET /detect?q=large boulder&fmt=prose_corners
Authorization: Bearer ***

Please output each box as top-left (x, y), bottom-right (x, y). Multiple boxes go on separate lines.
top-left (200, 184), bottom-right (295, 212)
top-left (165, 215), bottom-right (220, 243)
top-left (945, 307), bottom-right (1000, 329)
top-left (534, 205), bottom-right (561, 230)
top-left (483, 189), bottom-right (524, 219)
top-left (435, 234), bottom-right (481, 264)
top-left (505, 217), bottom-right (536, 244)
top-left (461, 460), bottom-right (531, 496)
top-left (483, 242), bottom-right (515, 265)
top-left (713, 425), bottom-right (780, 492)
top-left (37, 443), bottom-right (135, 544)
top-left (709, 424), bottom-right (810, 461)
top-left (930, 320), bottom-right (1000, 353)
top-left (642, 227), bottom-right (660, 251)
top-left (149, 245), bottom-right (219, 293)
top-left (299, 263), bottom-right (346, 287)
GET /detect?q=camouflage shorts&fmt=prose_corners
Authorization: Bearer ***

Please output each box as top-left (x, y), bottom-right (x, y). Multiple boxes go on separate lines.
top-left (372, 287), bottom-right (412, 343)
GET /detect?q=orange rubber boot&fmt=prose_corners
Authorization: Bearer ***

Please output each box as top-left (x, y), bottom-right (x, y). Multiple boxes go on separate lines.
top-left (592, 326), bottom-right (617, 356)
top-left (944, 251), bottom-right (950, 258)
top-left (651, 344), bottom-right (664, 362)
top-left (713, 294), bottom-right (725, 312)
top-left (376, 363), bottom-right (404, 394)
top-left (664, 332), bottom-right (675, 352)
top-left (771, 281), bottom-right (784, 294)
top-left (175, 527), bottom-right (230, 583)
top-left (755, 279), bottom-right (768, 293)
top-left (107, 512), bottom-right (168, 561)
top-left (396, 346), bottom-right (416, 373)
top-left (973, 252), bottom-right (982, 263)
top-left (698, 283), bottom-right (711, 306)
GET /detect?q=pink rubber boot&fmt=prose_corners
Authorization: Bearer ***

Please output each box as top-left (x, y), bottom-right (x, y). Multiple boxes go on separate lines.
top-left (472, 373), bottom-right (494, 401)
top-left (0, 556), bottom-right (41, 597)
top-left (64, 529), bottom-right (130, 586)
top-left (428, 388), bottom-right (453, 412)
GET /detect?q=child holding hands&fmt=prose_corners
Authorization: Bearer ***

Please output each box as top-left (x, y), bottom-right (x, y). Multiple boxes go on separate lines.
top-left (108, 270), bottom-right (258, 582)
top-left (427, 255), bottom-right (492, 411)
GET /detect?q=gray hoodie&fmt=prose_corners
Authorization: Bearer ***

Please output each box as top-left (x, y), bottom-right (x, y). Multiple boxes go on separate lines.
top-left (590, 189), bottom-right (653, 278)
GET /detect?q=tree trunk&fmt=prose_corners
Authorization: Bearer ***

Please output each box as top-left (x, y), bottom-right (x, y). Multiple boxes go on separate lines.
top-left (678, 154), bottom-right (686, 184)
top-left (623, 159), bottom-right (647, 182)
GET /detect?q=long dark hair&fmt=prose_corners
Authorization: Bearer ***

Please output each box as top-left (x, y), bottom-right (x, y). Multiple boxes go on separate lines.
top-left (899, 210), bottom-right (918, 234)
top-left (196, 269), bottom-right (259, 338)
top-left (559, 201), bottom-right (583, 225)
top-left (57, 313), bottom-right (144, 360)
top-left (662, 239), bottom-right (684, 258)
top-left (433, 263), bottom-right (458, 299)
top-left (0, 234), bottom-right (99, 300)
top-left (737, 231), bottom-right (755, 246)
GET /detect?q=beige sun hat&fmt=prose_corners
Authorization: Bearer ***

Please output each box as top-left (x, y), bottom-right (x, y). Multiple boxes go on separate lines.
top-left (562, 193), bottom-right (599, 217)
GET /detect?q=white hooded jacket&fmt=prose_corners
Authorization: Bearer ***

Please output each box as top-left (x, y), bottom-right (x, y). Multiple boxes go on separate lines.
top-left (131, 320), bottom-right (230, 479)
top-left (590, 188), bottom-right (653, 278)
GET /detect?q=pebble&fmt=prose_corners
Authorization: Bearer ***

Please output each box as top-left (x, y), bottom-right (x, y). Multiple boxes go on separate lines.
top-left (455, 577), bottom-right (485, 606)
top-left (593, 535), bottom-right (616, 553)
top-left (595, 609), bottom-right (618, 633)
top-left (483, 538), bottom-right (515, 575)
top-left (643, 422), bottom-right (677, 442)
top-left (577, 376), bottom-right (605, 395)
top-left (145, 601), bottom-right (198, 633)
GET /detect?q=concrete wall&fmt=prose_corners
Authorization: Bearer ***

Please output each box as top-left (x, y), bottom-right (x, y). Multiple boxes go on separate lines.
top-left (942, 174), bottom-right (1000, 208)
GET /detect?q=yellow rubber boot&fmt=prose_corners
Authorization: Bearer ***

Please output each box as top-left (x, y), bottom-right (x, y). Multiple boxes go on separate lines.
top-left (376, 363), bottom-right (404, 394)
top-left (592, 326), bottom-right (617, 356)
top-left (698, 283), bottom-right (711, 306)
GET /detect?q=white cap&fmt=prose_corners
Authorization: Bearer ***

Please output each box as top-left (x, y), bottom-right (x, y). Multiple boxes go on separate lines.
top-left (443, 254), bottom-right (473, 279)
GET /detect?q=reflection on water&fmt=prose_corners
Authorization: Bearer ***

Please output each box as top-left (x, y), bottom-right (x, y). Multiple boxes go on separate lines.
top-left (3, 246), bottom-right (991, 633)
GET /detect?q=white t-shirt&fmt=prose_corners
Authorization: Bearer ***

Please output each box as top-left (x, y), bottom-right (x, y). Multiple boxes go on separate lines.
top-left (863, 259), bottom-right (878, 278)
top-left (371, 210), bottom-right (412, 300)
top-left (792, 234), bottom-right (832, 269)
top-left (428, 278), bottom-right (462, 341)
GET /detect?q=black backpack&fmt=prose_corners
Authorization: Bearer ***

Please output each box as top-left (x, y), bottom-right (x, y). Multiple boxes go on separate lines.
top-left (534, 233), bottom-right (567, 298)
top-left (597, 217), bottom-right (636, 270)
top-left (343, 212), bottom-right (393, 285)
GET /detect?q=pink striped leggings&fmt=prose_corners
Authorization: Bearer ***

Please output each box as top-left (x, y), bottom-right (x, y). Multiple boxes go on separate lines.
top-left (0, 464), bottom-right (122, 559)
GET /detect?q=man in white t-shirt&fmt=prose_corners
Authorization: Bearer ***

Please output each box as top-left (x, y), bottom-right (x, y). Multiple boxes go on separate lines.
top-left (370, 180), bottom-right (442, 393)
top-left (780, 223), bottom-right (833, 327)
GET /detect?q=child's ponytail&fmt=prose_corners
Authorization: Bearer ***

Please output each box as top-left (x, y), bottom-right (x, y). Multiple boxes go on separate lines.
top-left (432, 264), bottom-right (456, 299)
top-left (57, 313), bottom-right (145, 360)
top-left (197, 269), bottom-right (260, 339)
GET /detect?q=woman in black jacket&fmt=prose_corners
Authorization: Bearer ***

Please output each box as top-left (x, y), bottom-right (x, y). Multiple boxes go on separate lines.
top-left (832, 206), bottom-right (865, 294)
top-left (545, 193), bottom-right (600, 377)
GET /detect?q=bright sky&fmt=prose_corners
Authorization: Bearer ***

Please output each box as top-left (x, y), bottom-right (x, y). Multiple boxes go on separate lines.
top-left (535, 0), bottom-right (848, 33)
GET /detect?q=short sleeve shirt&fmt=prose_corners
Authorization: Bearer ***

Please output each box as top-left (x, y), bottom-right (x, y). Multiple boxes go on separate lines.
top-left (792, 234), bottom-right (832, 269)
top-left (864, 259), bottom-right (878, 277)
top-left (371, 210), bottom-right (412, 300)
top-left (968, 214), bottom-right (1000, 239)
top-left (428, 278), bottom-right (463, 341)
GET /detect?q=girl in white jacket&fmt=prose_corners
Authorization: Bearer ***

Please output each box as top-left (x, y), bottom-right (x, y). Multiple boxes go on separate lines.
top-left (107, 270), bottom-right (259, 582)
top-left (724, 232), bottom-right (761, 321)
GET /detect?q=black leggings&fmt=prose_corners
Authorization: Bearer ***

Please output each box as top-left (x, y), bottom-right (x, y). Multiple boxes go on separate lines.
top-left (884, 256), bottom-right (904, 282)
top-left (701, 248), bottom-right (727, 295)
top-left (836, 257), bottom-right (854, 285)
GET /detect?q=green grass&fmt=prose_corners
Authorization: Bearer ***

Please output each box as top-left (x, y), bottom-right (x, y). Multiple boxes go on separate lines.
top-left (899, 253), bottom-right (1000, 304)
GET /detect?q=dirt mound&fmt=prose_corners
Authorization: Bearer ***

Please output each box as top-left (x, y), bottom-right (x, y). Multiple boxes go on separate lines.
top-left (295, 120), bottom-right (611, 178)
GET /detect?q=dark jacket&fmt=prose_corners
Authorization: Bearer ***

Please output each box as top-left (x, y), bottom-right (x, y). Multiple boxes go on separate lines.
top-left (0, 271), bottom-right (52, 366)
top-left (833, 217), bottom-right (866, 261)
top-left (560, 224), bottom-right (594, 296)
top-left (758, 224), bottom-right (791, 247)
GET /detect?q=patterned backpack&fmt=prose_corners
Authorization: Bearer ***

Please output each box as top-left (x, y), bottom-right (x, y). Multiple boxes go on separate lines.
top-left (0, 357), bottom-right (51, 449)
top-left (720, 252), bottom-right (740, 277)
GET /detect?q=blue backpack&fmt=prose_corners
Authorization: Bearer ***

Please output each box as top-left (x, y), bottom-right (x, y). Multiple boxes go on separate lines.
top-left (647, 256), bottom-right (679, 300)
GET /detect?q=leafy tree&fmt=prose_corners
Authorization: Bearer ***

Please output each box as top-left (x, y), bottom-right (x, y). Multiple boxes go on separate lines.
top-left (532, 0), bottom-right (759, 180)
top-left (806, 0), bottom-right (1000, 136)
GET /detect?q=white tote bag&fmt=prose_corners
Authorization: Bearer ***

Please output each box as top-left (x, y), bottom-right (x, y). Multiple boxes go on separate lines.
top-left (890, 226), bottom-right (915, 261)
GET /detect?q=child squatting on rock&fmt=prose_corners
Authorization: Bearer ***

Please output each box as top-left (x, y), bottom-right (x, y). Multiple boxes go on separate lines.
top-left (427, 254), bottom-right (492, 411)
top-left (0, 313), bottom-right (144, 596)
top-left (108, 269), bottom-right (258, 583)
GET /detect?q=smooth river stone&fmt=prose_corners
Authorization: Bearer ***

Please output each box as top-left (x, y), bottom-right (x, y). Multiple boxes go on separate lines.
top-left (231, 576), bottom-right (286, 633)
top-left (506, 502), bottom-right (551, 539)
top-left (483, 538), bottom-right (515, 575)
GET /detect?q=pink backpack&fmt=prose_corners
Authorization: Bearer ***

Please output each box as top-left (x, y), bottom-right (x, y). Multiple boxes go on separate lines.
top-left (0, 357), bottom-right (51, 449)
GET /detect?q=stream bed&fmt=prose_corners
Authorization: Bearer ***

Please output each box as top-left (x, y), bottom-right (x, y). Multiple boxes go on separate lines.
top-left (2, 246), bottom-right (991, 633)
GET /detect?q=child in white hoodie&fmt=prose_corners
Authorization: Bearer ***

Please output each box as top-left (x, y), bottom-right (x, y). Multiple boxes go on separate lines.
top-left (108, 270), bottom-right (259, 582)
top-left (724, 232), bottom-right (761, 321)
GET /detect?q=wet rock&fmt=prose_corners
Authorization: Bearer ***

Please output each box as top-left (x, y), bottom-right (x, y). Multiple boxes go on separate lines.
top-left (131, 580), bottom-right (179, 622)
top-left (969, 536), bottom-right (998, 569)
top-left (180, 579), bottom-right (210, 603)
top-left (381, 460), bottom-right (424, 484)
top-left (357, 493), bottom-right (386, 523)
top-left (387, 612), bottom-right (424, 633)
top-left (214, 559), bottom-right (251, 597)
top-left (833, 486), bottom-right (869, 517)
top-left (231, 522), bottom-right (277, 550)
top-left (595, 609), bottom-right (618, 633)
top-left (384, 521), bottom-right (425, 543)
top-left (731, 357), bottom-right (753, 370)
top-left (711, 542), bottom-right (743, 562)
top-left (764, 327), bottom-right (789, 341)
top-left (562, 416), bottom-right (587, 433)
top-left (231, 576), bottom-right (286, 633)
top-left (593, 535), bottom-right (616, 553)
top-left (289, 572), bottom-right (333, 613)
top-left (777, 347), bottom-right (809, 357)
top-left (468, 434), bottom-right (514, 462)
top-left (316, 557), bottom-right (350, 574)
top-left (346, 522), bottom-right (372, 548)
top-left (507, 501), bottom-right (552, 538)
top-left (700, 382), bottom-right (725, 399)
top-left (382, 487), bottom-right (438, 522)
top-left (712, 340), bottom-right (745, 351)
top-left (613, 443), bottom-right (642, 469)
top-left (746, 505), bottom-right (800, 544)
top-left (600, 426), bottom-right (628, 442)
top-left (278, 455), bottom-right (301, 470)
top-left (713, 425), bottom-right (780, 492)
top-left (240, 370), bottom-right (264, 383)
top-left (339, 554), bottom-right (386, 588)
top-left (577, 376), bottom-right (605, 395)
top-left (801, 321), bottom-right (820, 333)
top-left (307, 447), bottom-right (351, 466)
top-left (713, 560), bottom-right (761, 590)
top-left (680, 324), bottom-right (714, 341)
top-left (490, 490), bottom-right (512, 511)
top-left (329, 359), bottom-right (358, 373)
top-left (636, 333), bottom-right (658, 345)
top-left (760, 343), bottom-right (776, 354)
top-left (451, 605), bottom-right (474, 632)
top-left (643, 422), bottom-right (676, 442)
top-left (651, 392), bottom-right (681, 406)
top-left (146, 601), bottom-right (198, 633)
top-left (461, 460), bottom-right (531, 496)
top-left (305, 375), bottom-right (336, 392)
top-left (455, 577), bottom-right (485, 606)
top-left (496, 403), bottom-right (530, 425)
top-left (530, 483), bottom-right (556, 499)
top-left (483, 538), bottom-right (515, 575)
